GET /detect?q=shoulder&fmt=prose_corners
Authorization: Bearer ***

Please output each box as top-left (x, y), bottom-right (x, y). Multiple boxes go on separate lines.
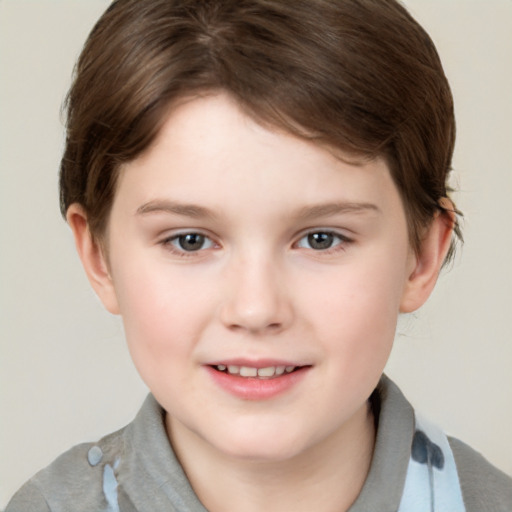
top-left (4, 395), bottom-right (199, 512)
top-left (449, 436), bottom-right (512, 512)
top-left (5, 429), bottom-right (128, 512)
top-left (4, 479), bottom-right (51, 512)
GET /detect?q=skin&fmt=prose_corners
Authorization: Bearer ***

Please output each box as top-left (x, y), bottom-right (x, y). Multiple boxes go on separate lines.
top-left (68, 93), bottom-right (453, 512)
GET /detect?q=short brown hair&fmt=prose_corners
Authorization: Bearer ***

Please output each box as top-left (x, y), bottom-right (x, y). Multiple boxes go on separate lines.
top-left (60, 0), bottom-right (461, 257)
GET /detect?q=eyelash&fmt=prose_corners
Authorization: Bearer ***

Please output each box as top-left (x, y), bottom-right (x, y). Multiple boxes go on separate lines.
top-left (295, 230), bottom-right (352, 253)
top-left (159, 229), bottom-right (352, 258)
top-left (159, 232), bottom-right (218, 258)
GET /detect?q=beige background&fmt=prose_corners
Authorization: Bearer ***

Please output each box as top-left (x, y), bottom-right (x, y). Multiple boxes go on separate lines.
top-left (1, 0), bottom-right (511, 507)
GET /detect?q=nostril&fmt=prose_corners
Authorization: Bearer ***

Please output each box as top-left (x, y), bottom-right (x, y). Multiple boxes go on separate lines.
top-left (226, 322), bottom-right (283, 334)
top-left (219, 287), bottom-right (293, 333)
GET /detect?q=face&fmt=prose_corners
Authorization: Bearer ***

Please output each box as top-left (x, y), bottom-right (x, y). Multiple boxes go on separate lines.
top-left (101, 94), bottom-right (417, 462)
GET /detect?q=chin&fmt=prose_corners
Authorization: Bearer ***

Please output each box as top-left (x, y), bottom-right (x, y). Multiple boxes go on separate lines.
top-left (209, 425), bottom-right (313, 463)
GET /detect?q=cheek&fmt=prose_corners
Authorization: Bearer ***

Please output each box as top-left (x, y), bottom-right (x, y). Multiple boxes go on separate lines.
top-left (301, 251), bottom-right (407, 359)
top-left (111, 260), bottom-right (215, 367)
top-left (306, 254), bottom-right (404, 319)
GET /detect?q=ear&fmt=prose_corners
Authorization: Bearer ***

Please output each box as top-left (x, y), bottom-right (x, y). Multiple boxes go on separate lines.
top-left (66, 204), bottom-right (120, 315)
top-left (400, 200), bottom-right (455, 313)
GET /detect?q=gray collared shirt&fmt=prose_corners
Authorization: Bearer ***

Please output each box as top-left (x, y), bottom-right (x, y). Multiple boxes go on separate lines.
top-left (6, 376), bottom-right (512, 512)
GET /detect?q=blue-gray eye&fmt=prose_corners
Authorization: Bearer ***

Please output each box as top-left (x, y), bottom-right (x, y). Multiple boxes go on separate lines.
top-left (297, 231), bottom-right (345, 250)
top-left (172, 233), bottom-right (214, 252)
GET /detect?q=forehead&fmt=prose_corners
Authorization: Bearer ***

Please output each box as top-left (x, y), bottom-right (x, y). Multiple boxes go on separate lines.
top-left (113, 93), bottom-right (404, 223)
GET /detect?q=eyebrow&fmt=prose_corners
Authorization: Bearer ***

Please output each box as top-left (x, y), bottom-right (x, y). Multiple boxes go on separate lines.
top-left (136, 199), bottom-right (380, 220)
top-left (136, 200), bottom-right (216, 219)
top-left (296, 202), bottom-right (381, 221)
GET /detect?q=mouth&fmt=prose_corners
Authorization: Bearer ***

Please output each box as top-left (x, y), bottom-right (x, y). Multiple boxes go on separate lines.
top-left (206, 362), bottom-right (311, 400)
top-left (211, 364), bottom-right (303, 379)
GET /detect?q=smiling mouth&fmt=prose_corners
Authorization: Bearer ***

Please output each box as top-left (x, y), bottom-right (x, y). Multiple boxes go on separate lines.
top-left (211, 365), bottom-right (304, 379)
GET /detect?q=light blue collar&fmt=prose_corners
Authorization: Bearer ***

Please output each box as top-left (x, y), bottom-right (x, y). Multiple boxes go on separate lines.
top-left (398, 412), bottom-right (466, 512)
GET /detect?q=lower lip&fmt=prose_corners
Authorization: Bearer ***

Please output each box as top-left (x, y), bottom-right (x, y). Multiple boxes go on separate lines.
top-left (205, 366), bottom-right (310, 400)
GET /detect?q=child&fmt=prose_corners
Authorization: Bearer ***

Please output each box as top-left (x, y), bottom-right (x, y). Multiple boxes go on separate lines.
top-left (6, 0), bottom-right (511, 511)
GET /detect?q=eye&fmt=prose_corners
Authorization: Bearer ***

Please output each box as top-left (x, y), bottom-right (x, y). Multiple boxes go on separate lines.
top-left (296, 231), bottom-right (348, 251)
top-left (166, 232), bottom-right (216, 252)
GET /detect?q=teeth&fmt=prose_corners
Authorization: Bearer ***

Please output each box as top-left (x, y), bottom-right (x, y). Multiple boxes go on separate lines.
top-left (257, 367), bottom-right (276, 377)
top-left (217, 365), bottom-right (297, 378)
top-left (240, 366), bottom-right (258, 377)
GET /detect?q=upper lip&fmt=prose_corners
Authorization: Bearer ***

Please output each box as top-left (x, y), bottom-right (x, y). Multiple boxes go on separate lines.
top-left (206, 359), bottom-right (309, 369)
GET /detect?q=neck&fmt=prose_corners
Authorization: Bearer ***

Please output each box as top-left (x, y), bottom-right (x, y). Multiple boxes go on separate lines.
top-left (167, 402), bottom-right (376, 512)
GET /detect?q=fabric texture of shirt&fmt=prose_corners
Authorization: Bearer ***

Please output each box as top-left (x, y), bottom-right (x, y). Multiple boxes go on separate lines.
top-left (6, 376), bottom-right (512, 512)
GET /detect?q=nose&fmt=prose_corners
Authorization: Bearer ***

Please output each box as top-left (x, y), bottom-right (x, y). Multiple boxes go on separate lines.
top-left (219, 253), bottom-right (293, 335)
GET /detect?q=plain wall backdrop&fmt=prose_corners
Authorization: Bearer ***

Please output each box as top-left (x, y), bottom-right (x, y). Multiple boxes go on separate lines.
top-left (1, 0), bottom-right (511, 507)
